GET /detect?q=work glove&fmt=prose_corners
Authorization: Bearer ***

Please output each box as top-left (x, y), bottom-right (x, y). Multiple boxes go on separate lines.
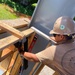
top-left (14, 38), bottom-right (28, 70)
top-left (14, 41), bottom-right (24, 54)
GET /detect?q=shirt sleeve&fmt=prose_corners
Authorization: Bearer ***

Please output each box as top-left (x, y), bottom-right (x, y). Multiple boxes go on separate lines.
top-left (35, 45), bottom-right (56, 62)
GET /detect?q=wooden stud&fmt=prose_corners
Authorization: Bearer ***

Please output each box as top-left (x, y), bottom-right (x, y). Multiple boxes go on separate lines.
top-left (29, 63), bottom-right (39, 75)
top-left (0, 21), bottom-right (24, 39)
top-left (0, 18), bottom-right (30, 33)
top-left (0, 51), bottom-right (15, 62)
top-left (5, 51), bottom-right (19, 75)
top-left (34, 63), bottom-right (45, 75)
top-left (0, 28), bottom-right (34, 51)
top-left (28, 32), bottom-right (36, 48)
top-left (0, 53), bottom-right (13, 71)
top-left (9, 53), bottom-right (22, 75)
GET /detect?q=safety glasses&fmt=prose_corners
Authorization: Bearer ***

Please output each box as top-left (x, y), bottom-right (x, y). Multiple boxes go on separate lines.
top-left (53, 34), bottom-right (57, 37)
top-left (53, 34), bottom-right (60, 37)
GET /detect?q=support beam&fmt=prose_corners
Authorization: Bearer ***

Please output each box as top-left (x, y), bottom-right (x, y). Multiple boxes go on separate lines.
top-left (0, 28), bottom-right (34, 51)
top-left (0, 18), bottom-right (30, 33)
top-left (1, 51), bottom-right (18, 75)
top-left (0, 54), bottom-right (13, 71)
top-left (9, 53), bottom-right (22, 75)
top-left (5, 51), bottom-right (19, 75)
top-left (34, 63), bottom-right (44, 75)
top-left (29, 63), bottom-right (39, 75)
top-left (0, 50), bottom-right (16, 62)
top-left (28, 33), bottom-right (36, 48)
top-left (0, 21), bottom-right (24, 39)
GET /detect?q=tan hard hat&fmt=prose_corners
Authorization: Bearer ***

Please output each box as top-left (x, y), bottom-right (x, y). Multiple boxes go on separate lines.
top-left (50, 16), bottom-right (75, 35)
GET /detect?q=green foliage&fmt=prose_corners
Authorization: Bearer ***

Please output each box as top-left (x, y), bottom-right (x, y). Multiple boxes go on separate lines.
top-left (0, 0), bottom-right (38, 16)
top-left (28, 0), bottom-right (38, 3)
top-left (32, 3), bottom-right (37, 7)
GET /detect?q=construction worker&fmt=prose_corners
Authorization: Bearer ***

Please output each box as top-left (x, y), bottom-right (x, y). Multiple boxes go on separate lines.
top-left (17, 16), bottom-right (75, 75)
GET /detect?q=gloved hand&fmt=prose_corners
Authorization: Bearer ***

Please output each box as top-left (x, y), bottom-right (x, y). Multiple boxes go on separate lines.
top-left (14, 41), bottom-right (25, 54)
top-left (18, 47), bottom-right (25, 55)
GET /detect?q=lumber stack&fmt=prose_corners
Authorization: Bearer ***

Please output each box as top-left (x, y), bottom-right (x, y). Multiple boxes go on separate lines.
top-left (0, 18), bottom-right (35, 75)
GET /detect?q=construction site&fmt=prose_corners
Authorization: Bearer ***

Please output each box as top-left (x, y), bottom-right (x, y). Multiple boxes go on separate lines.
top-left (0, 0), bottom-right (75, 75)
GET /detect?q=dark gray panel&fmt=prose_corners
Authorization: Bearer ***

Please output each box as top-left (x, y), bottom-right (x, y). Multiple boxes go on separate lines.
top-left (30, 0), bottom-right (75, 35)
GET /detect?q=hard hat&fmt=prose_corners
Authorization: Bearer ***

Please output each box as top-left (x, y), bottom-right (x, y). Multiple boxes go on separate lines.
top-left (50, 16), bottom-right (75, 35)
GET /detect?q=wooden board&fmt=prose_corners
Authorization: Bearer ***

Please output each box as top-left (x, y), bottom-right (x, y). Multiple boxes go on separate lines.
top-left (1, 51), bottom-right (20, 75)
top-left (0, 18), bottom-right (30, 33)
top-left (9, 53), bottom-right (22, 75)
top-left (0, 54), bottom-right (13, 71)
top-left (0, 21), bottom-right (24, 38)
top-left (0, 28), bottom-right (34, 51)
top-left (5, 51), bottom-right (21, 75)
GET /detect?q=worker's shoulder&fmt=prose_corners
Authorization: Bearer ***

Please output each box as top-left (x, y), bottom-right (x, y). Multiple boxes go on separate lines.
top-left (47, 45), bottom-right (56, 50)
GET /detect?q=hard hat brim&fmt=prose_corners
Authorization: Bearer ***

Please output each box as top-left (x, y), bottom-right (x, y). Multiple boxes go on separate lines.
top-left (49, 30), bottom-right (58, 34)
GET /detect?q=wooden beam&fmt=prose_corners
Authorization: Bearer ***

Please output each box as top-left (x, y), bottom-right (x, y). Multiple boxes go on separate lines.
top-left (9, 53), bottom-right (22, 75)
top-left (1, 51), bottom-right (20, 75)
top-left (34, 63), bottom-right (44, 75)
top-left (0, 54), bottom-right (13, 71)
top-left (28, 33), bottom-right (36, 48)
top-left (0, 45), bottom-right (16, 75)
top-left (0, 28), bottom-right (34, 51)
top-left (0, 21), bottom-right (24, 38)
top-left (29, 63), bottom-right (39, 75)
top-left (0, 50), bottom-right (16, 62)
top-left (5, 51), bottom-right (19, 75)
top-left (0, 18), bottom-right (30, 33)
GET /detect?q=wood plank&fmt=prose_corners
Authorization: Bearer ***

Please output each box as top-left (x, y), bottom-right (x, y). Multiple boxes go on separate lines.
top-left (0, 54), bottom-right (13, 71)
top-left (0, 28), bottom-right (34, 51)
top-left (34, 63), bottom-right (45, 75)
top-left (0, 45), bottom-right (16, 75)
top-left (7, 32), bottom-right (36, 75)
top-left (0, 18), bottom-right (30, 33)
top-left (0, 21), bottom-right (24, 38)
top-left (1, 51), bottom-right (19, 75)
top-left (9, 53), bottom-right (22, 75)
top-left (0, 50), bottom-right (16, 62)
top-left (5, 51), bottom-right (19, 75)
top-left (28, 33), bottom-right (36, 48)
top-left (29, 63), bottom-right (39, 75)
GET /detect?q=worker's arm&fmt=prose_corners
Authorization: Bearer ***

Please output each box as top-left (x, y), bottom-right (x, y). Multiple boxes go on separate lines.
top-left (22, 52), bottom-right (39, 62)
top-left (14, 42), bottom-right (39, 62)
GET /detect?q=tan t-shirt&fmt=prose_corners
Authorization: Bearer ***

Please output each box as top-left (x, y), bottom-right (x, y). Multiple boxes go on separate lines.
top-left (36, 40), bottom-right (75, 75)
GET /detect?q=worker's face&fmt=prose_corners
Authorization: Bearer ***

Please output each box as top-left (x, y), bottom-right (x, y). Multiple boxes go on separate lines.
top-left (50, 34), bottom-right (65, 43)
